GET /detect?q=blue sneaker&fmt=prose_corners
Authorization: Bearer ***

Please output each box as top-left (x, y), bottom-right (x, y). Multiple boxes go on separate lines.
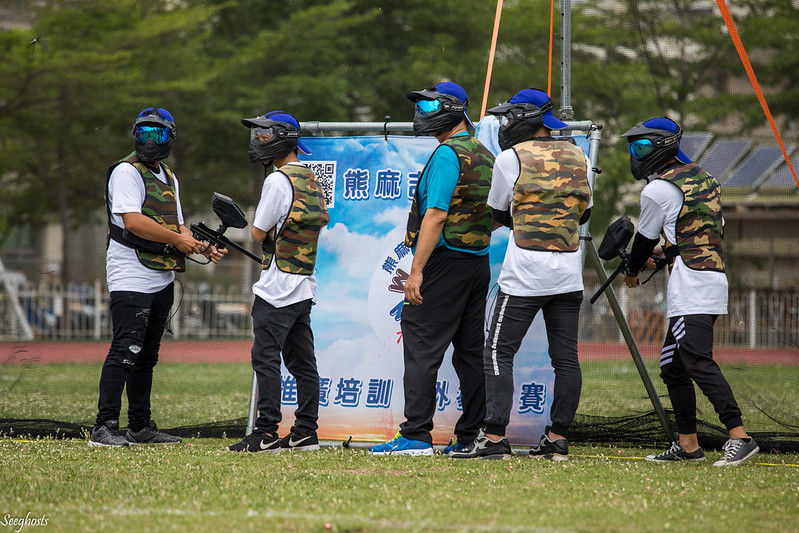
top-left (369, 433), bottom-right (434, 456)
top-left (443, 439), bottom-right (470, 456)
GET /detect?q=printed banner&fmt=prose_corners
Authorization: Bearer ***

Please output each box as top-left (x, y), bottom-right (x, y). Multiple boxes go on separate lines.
top-left (272, 133), bottom-right (591, 446)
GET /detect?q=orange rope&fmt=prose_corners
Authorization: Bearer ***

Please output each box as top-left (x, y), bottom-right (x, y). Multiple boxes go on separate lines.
top-left (480, 0), bottom-right (504, 120)
top-left (547, 0), bottom-right (554, 95)
top-left (716, 0), bottom-right (798, 189)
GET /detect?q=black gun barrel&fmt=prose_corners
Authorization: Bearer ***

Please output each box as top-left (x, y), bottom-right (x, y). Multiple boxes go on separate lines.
top-left (191, 222), bottom-right (262, 263)
top-left (590, 261), bottom-right (625, 304)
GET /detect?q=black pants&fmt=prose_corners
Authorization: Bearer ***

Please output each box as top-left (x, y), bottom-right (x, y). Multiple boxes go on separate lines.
top-left (660, 314), bottom-right (743, 434)
top-left (95, 283), bottom-right (174, 431)
top-left (483, 290), bottom-right (583, 438)
top-left (251, 296), bottom-right (319, 435)
top-left (399, 248), bottom-right (490, 445)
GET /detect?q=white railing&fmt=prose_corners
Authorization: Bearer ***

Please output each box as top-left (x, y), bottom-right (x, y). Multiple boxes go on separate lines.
top-left (0, 281), bottom-right (252, 341)
top-left (1, 281), bottom-right (797, 349)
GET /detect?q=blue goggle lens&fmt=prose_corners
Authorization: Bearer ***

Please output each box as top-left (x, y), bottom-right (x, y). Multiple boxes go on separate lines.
top-left (134, 125), bottom-right (170, 145)
top-left (629, 138), bottom-right (654, 159)
top-left (415, 99), bottom-right (441, 116)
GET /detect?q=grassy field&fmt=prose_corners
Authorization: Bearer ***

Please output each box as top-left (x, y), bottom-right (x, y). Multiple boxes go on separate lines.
top-left (2, 361), bottom-right (797, 434)
top-left (1, 361), bottom-right (798, 531)
top-left (0, 438), bottom-right (797, 532)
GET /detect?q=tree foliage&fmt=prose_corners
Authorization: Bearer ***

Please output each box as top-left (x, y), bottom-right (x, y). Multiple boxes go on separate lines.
top-left (0, 0), bottom-right (796, 281)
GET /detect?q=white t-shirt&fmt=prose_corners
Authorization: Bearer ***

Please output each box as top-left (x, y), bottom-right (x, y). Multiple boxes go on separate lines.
top-left (488, 146), bottom-right (593, 297)
top-left (639, 178), bottom-right (728, 318)
top-left (106, 161), bottom-right (185, 293)
top-left (252, 162), bottom-right (317, 308)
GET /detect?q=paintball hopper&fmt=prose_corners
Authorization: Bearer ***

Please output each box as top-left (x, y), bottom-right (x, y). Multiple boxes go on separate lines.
top-left (597, 216), bottom-right (634, 261)
top-left (189, 193), bottom-right (262, 264)
top-left (211, 192), bottom-right (248, 231)
top-left (590, 216), bottom-right (635, 304)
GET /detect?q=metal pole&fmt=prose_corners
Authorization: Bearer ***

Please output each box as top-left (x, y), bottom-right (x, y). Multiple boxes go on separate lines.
top-left (584, 241), bottom-right (676, 443)
top-left (560, 0), bottom-right (574, 121)
top-left (0, 257), bottom-right (34, 340)
top-left (246, 371), bottom-right (258, 436)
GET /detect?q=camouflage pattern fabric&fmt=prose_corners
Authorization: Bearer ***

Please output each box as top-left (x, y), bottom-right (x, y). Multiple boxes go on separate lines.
top-left (263, 165), bottom-right (330, 275)
top-left (105, 153), bottom-right (185, 272)
top-left (404, 135), bottom-right (494, 250)
top-left (511, 139), bottom-right (590, 252)
top-left (657, 163), bottom-right (725, 272)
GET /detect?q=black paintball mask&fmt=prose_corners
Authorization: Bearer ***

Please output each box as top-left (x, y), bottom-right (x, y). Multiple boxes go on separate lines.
top-left (406, 88), bottom-right (469, 136)
top-left (487, 101), bottom-right (549, 150)
top-left (241, 112), bottom-right (303, 165)
top-left (132, 107), bottom-right (176, 163)
top-left (621, 119), bottom-right (684, 181)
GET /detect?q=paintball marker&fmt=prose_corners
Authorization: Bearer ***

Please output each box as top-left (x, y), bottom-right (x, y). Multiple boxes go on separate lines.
top-left (189, 192), bottom-right (262, 264)
top-left (589, 216), bottom-right (667, 304)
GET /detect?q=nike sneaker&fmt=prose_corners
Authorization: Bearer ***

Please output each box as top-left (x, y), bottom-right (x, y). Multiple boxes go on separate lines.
top-left (88, 420), bottom-right (129, 447)
top-left (442, 439), bottom-right (470, 456)
top-left (529, 433), bottom-right (569, 461)
top-left (125, 420), bottom-right (182, 444)
top-left (368, 433), bottom-right (434, 456)
top-left (228, 430), bottom-right (281, 452)
top-left (278, 427), bottom-right (321, 452)
top-left (449, 432), bottom-right (512, 460)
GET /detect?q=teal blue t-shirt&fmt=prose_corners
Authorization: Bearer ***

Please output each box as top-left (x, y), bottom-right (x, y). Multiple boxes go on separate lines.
top-left (414, 133), bottom-right (488, 256)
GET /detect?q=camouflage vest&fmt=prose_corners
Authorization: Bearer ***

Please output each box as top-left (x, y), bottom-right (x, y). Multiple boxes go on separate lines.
top-left (657, 163), bottom-right (725, 272)
top-left (262, 164), bottom-right (330, 275)
top-left (511, 138), bottom-right (590, 252)
top-left (105, 153), bottom-right (185, 272)
top-left (404, 135), bottom-right (494, 251)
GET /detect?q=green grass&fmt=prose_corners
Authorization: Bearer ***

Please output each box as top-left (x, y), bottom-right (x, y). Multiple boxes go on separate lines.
top-left (2, 361), bottom-right (797, 434)
top-left (0, 438), bottom-right (797, 532)
top-left (1, 362), bottom-right (799, 531)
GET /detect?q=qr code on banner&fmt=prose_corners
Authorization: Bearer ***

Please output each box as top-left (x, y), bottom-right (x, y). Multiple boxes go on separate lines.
top-left (305, 161), bottom-right (336, 209)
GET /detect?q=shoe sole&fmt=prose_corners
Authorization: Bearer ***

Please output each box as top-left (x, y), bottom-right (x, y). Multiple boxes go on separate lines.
top-left (126, 440), bottom-right (182, 445)
top-left (646, 456), bottom-right (705, 463)
top-left (530, 453), bottom-right (569, 461)
top-left (450, 452), bottom-right (512, 460)
top-left (283, 444), bottom-right (321, 452)
top-left (712, 446), bottom-right (759, 467)
top-left (369, 448), bottom-right (434, 456)
top-left (227, 446), bottom-right (284, 452)
top-left (88, 440), bottom-right (128, 448)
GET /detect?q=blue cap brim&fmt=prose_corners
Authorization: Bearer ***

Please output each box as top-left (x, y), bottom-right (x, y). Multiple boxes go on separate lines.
top-left (543, 113), bottom-right (569, 130)
top-left (298, 139), bottom-right (311, 156)
top-left (676, 149), bottom-right (692, 164)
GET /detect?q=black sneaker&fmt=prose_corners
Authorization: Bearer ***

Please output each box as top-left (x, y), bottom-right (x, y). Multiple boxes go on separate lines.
top-left (645, 441), bottom-right (705, 463)
top-left (228, 430), bottom-right (281, 452)
top-left (88, 420), bottom-right (129, 447)
top-left (713, 437), bottom-right (759, 467)
top-left (529, 433), bottom-right (569, 461)
top-left (278, 427), bottom-right (320, 452)
top-left (449, 433), bottom-right (512, 460)
top-left (125, 420), bottom-right (182, 444)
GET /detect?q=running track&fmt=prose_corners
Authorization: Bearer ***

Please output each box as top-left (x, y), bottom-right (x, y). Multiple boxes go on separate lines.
top-left (1, 341), bottom-right (796, 365)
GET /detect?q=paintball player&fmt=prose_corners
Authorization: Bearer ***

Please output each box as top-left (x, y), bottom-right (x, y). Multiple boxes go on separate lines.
top-left (228, 111), bottom-right (329, 453)
top-left (90, 107), bottom-right (226, 447)
top-left (369, 81), bottom-right (494, 456)
top-left (451, 88), bottom-right (592, 460)
top-left (621, 117), bottom-right (758, 466)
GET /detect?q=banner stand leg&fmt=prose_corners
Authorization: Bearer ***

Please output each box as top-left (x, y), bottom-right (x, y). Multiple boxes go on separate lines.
top-left (584, 235), bottom-right (676, 443)
top-left (246, 371), bottom-right (258, 437)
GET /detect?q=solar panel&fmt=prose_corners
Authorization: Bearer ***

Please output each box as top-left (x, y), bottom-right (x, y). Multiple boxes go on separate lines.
top-left (679, 132), bottom-right (713, 161)
top-left (723, 145), bottom-right (791, 188)
top-left (697, 138), bottom-right (752, 182)
top-left (760, 154), bottom-right (799, 189)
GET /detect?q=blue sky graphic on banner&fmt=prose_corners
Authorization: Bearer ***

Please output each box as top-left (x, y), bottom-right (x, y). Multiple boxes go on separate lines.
top-left (272, 132), bottom-right (591, 446)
